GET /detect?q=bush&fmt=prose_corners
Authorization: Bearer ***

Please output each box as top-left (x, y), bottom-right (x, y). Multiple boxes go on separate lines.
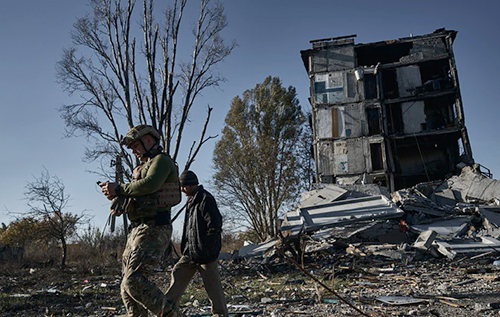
top-left (68, 226), bottom-right (126, 269)
top-left (221, 230), bottom-right (246, 252)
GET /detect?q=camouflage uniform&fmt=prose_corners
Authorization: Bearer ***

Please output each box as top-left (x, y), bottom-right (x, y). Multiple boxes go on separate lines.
top-left (117, 131), bottom-right (179, 316)
top-left (121, 222), bottom-right (172, 316)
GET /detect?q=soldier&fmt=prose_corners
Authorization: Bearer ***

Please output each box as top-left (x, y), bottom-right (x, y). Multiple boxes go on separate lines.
top-left (100, 124), bottom-right (180, 317)
top-left (165, 170), bottom-right (228, 317)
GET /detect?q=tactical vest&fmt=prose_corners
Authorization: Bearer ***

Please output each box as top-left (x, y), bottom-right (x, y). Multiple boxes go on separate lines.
top-left (127, 153), bottom-right (181, 221)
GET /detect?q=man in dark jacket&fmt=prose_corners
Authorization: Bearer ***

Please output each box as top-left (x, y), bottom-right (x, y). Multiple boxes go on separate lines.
top-left (165, 170), bottom-right (228, 317)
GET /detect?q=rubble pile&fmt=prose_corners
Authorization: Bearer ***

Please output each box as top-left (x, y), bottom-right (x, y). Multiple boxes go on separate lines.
top-left (219, 164), bottom-right (500, 316)
top-left (275, 164), bottom-right (500, 262)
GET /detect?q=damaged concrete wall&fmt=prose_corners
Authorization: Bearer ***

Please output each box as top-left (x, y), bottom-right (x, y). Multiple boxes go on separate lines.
top-left (314, 104), bottom-right (363, 139)
top-left (404, 37), bottom-right (449, 61)
top-left (338, 137), bottom-right (386, 174)
top-left (301, 28), bottom-right (473, 191)
top-left (309, 41), bottom-right (355, 73)
top-left (313, 71), bottom-right (360, 104)
top-left (316, 137), bottom-right (387, 183)
top-left (397, 65), bottom-right (422, 98)
top-left (402, 101), bottom-right (426, 133)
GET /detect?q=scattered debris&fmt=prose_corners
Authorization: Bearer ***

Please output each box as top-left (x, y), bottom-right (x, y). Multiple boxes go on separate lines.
top-left (376, 295), bottom-right (426, 306)
top-left (221, 163), bottom-right (500, 316)
top-left (282, 193), bottom-right (404, 236)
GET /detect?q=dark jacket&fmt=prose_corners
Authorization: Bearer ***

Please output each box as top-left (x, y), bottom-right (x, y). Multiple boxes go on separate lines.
top-left (180, 185), bottom-right (222, 264)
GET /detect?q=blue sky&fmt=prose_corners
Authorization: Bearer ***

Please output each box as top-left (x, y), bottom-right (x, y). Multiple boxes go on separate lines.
top-left (1, 0), bottom-right (499, 237)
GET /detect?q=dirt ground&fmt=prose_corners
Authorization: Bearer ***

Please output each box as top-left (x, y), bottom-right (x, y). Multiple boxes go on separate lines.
top-left (1, 252), bottom-right (500, 317)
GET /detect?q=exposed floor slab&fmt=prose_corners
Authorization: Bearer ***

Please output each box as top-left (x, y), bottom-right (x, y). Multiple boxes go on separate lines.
top-left (410, 216), bottom-right (472, 238)
top-left (298, 184), bottom-right (348, 208)
top-left (434, 236), bottom-right (500, 259)
top-left (298, 195), bottom-right (404, 232)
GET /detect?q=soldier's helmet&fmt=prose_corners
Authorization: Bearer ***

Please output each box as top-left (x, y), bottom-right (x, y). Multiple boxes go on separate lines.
top-left (121, 125), bottom-right (160, 148)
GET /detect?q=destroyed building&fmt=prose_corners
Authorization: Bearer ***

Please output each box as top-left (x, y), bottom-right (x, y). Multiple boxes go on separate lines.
top-left (300, 28), bottom-right (474, 192)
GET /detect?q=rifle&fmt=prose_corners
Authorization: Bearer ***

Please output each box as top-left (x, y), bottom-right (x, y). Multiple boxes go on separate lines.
top-left (98, 155), bottom-right (129, 235)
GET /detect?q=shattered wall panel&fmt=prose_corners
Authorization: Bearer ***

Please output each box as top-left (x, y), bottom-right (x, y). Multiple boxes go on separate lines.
top-left (313, 72), bottom-right (359, 104)
top-left (337, 104), bottom-right (362, 138)
top-left (299, 184), bottom-right (348, 208)
top-left (333, 138), bottom-right (384, 176)
top-left (316, 104), bottom-right (363, 139)
top-left (333, 138), bottom-right (366, 175)
top-left (311, 45), bottom-right (355, 73)
top-left (402, 101), bottom-right (425, 133)
top-left (315, 107), bottom-right (332, 139)
top-left (410, 37), bottom-right (448, 59)
top-left (298, 195), bottom-right (404, 232)
top-left (466, 178), bottom-right (500, 203)
top-left (333, 140), bottom-right (349, 174)
top-left (314, 72), bottom-right (344, 103)
top-left (397, 65), bottom-right (422, 97)
top-left (317, 141), bottom-right (335, 176)
top-left (411, 216), bottom-right (472, 238)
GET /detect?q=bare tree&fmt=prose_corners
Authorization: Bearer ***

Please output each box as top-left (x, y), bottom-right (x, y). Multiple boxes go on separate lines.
top-left (213, 77), bottom-right (313, 242)
top-left (56, 0), bottom-right (235, 178)
top-left (23, 169), bottom-right (89, 267)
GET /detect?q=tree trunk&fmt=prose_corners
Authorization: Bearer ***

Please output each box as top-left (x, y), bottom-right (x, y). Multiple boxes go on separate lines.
top-left (60, 238), bottom-right (67, 268)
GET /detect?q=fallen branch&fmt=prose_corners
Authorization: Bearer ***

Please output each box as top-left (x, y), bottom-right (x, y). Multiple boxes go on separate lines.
top-left (439, 299), bottom-right (464, 308)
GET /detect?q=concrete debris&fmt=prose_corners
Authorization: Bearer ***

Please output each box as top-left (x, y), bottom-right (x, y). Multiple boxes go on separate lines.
top-left (234, 163), bottom-right (500, 271)
top-left (413, 230), bottom-right (437, 250)
top-left (376, 296), bottom-right (427, 306)
top-left (298, 184), bottom-right (348, 208)
top-left (479, 206), bottom-right (500, 228)
top-left (364, 244), bottom-right (412, 261)
top-left (431, 187), bottom-right (460, 207)
top-left (392, 188), bottom-right (446, 217)
top-left (309, 220), bottom-right (408, 244)
top-left (410, 216), bottom-right (473, 238)
top-left (435, 165), bottom-right (500, 204)
top-left (433, 237), bottom-right (500, 259)
top-left (282, 195), bottom-right (404, 235)
top-left (236, 239), bottom-right (279, 258)
top-left (475, 302), bottom-right (500, 312)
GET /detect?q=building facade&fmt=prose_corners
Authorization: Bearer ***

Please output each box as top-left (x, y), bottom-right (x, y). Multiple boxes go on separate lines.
top-left (300, 28), bottom-right (473, 191)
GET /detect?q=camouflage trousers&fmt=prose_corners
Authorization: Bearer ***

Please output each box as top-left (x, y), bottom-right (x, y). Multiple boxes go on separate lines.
top-left (121, 222), bottom-right (173, 317)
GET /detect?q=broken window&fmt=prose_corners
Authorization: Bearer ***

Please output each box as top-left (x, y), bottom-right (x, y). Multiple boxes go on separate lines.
top-left (382, 69), bottom-right (399, 99)
top-left (346, 73), bottom-right (356, 98)
top-left (370, 143), bottom-right (384, 171)
top-left (424, 95), bottom-right (456, 130)
top-left (355, 42), bottom-right (413, 66)
top-left (364, 74), bottom-right (377, 99)
top-left (366, 107), bottom-right (381, 135)
top-left (408, 59), bottom-right (454, 95)
top-left (373, 175), bottom-right (387, 187)
top-left (397, 65), bottom-right (422, 98)
top-left (419, 59), bottom-right (452, 85)
top-left (385, 103), bottom-right (403, 134)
